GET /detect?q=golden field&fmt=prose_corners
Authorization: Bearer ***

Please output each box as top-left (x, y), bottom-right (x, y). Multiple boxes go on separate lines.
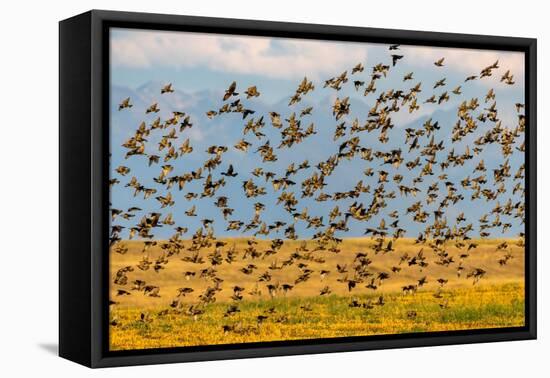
top-left (109, 238), bottom-right (525, 350)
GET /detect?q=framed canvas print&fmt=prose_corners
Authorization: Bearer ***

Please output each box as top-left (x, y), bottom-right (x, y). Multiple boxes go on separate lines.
top-left (59, 10), bottom-right (537, 368)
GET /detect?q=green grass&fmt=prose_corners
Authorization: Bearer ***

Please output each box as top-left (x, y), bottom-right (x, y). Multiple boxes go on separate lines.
top-left (110, 282), bottom-right (525, 350)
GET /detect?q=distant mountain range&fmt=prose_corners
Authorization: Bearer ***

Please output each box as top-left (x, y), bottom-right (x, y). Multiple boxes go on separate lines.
top-left (108, 81), bottom-right (525, 239)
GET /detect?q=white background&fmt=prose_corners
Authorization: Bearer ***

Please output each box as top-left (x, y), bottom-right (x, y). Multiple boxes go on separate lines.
top-left (0, 0), bottom-right (547, 376)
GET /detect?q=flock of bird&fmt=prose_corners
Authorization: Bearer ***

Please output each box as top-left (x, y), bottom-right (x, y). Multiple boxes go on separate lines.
top-left (110, 43), bottom-right (525, 334)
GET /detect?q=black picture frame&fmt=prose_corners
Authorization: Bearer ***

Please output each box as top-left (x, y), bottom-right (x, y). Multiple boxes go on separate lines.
top-left (59, 9), bottom-right (537, 368)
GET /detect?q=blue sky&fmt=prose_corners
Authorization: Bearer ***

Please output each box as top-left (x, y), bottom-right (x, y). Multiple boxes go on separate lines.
top-left (109, 28), bottom-right (525, 240)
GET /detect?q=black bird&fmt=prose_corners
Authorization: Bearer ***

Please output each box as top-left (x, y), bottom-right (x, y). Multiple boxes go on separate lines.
top-left (391, 54), bottom-right (404, 66)
top-left (221, 164), bottom-right (238, 177)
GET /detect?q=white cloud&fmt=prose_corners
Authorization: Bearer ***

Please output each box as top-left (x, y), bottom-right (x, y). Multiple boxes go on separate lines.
top-left (110, 28), bottom-right (369, 80)
top-left (111, 28), bottom-right (525, 90)
top-left (402, 45), bottom-right (525, 82)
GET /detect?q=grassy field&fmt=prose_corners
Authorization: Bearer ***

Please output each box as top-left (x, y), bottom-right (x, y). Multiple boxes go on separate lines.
top-left (109, 238), bottom-right (524, 350)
